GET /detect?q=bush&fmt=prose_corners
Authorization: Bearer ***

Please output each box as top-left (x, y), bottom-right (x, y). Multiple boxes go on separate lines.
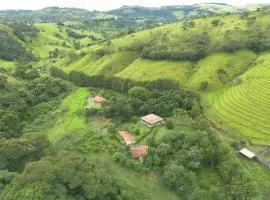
top-left (211, 19), bottom-right (220, 27)
top-left (193, 115), bottom-right (209, 130)
top-left (199, 81), bottom-right (209, 91)
top-left (165, 120), bottom-right (174, 129)
top-left (0, 74), bottom-right (8, 88)
top-left (85, 107), bottom-right (99, 117)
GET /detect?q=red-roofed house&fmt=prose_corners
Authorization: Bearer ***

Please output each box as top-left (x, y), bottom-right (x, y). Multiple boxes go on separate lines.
top-left (93, 95), bottom-right (108, 103)
top-left (119, 130), bottom-right (135, 145)
top-left (131, 146), bottom-right (148, 159)
top-left (140, 113), bottom-right (164, 127)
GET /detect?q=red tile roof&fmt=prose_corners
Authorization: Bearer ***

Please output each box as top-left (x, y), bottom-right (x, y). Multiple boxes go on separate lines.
top-left (119, 130), bottom-right (135, 145)
top-left (94, 95), bottom-right (107, 103)
top-left (131, 146), bottom-right (148, 159)
top-left (141, 114), bottom-right (164, 126)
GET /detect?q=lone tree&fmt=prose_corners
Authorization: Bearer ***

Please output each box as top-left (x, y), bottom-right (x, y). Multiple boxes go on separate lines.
top-left (0, 74), bottom-right (7, 88)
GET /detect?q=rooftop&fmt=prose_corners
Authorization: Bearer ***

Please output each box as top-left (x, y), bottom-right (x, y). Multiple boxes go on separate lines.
top-left (119, 130), bottom-right (135, 145)
top-left (239, 148), bottom-right (256, 159)
top-left (94, 95), bottom-right (107, 103)
top-left (131, 146), bottom-right (148, 158)
top-left (141, 113), bottom-right (164, 125)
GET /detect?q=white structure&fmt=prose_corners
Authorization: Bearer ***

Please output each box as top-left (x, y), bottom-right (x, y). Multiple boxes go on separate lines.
top-left (239, 148), bottom-right (256, 159)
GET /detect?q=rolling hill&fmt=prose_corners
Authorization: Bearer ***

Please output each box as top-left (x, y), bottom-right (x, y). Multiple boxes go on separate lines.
top-left (1, 4), bottom-right (270, 200)
top-left (52, 9), bottom-right (270, 145)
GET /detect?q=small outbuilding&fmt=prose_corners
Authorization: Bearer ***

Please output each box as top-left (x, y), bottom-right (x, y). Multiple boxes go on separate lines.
top-left (119, 130), bottom-right (136, 145)
top-left (140, 113), bottom-right (164, 127)
top-left (239, 148), bottom-right (256, 159)
top-left (131, 146), bottom-right (148, 159)
top-left (93, 95), bottom-right (107, 104)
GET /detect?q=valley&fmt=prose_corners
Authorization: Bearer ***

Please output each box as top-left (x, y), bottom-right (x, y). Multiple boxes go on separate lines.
top-left (1, 3), bottom-right (270, 200)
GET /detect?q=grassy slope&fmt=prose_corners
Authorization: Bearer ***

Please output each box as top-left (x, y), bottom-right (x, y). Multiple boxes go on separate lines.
top-left (188, 49), bottom-right (257, 90)
top-left (54, 13), bottom-right (262, 88)
top-left (205, 53), bottom-right (270, 144)
top-left (44, 88), bottom-right (89, 143)
top-left (117, 59), bottom-right (192, 86)
top-left (26, 23), bottom-right (72, 59)
top-left (56, 50), bottom-right (138, 76)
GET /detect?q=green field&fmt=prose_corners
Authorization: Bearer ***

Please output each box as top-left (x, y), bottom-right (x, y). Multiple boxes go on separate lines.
top-left (116, 59), bottom-right (192, 85)
top-left (207, 53), bottom-right (270, 144)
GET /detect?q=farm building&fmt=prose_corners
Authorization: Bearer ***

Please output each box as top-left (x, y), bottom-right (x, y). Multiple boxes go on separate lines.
top-left (131, 146), bottom-right (148, 159)
top-left (239, 148), bottom-right (256, 159)
top-left (93, 95), bottom-right (108, 103)
top-left (119, 130), bottom-right (136, 145)
top-left (140, 114), bottom-right (164, 127)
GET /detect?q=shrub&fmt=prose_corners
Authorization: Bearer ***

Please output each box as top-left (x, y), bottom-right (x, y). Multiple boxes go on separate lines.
top-left (193, 115), bottom-right (209, 130)
top-left (199, 81), bottom-right (209, 91)
top-left (165, 120), bottom-right (174, 129)
top-left (211, 19), bottom-right (220, 27)
top-left (0, 74), bottom-right (8, 88)
top-left (85, 107), bottom-right (99, 117)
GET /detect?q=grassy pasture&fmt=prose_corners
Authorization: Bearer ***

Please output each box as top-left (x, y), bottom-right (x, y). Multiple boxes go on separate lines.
top-left (189, 50), bottom-right (257, 90)
top-left (116, 58), bottom-right (192, 86)
top-left (44, 88), bottom-right (89, 143)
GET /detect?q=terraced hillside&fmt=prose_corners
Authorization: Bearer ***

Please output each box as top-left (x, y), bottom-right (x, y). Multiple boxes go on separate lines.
top-left (210, 54), bottom-right (270, 144)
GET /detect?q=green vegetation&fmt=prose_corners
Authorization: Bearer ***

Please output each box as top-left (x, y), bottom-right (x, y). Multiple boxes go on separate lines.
top-left (207, 53), bottom-right (270, 144)
top-left (0, 76), bottom-right (71, 138)
top-left (1, 4), bottom-right (270, 200)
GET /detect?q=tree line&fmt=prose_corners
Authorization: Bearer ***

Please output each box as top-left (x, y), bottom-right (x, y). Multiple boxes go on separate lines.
top-left (50, 67), bottom-right (181, 92)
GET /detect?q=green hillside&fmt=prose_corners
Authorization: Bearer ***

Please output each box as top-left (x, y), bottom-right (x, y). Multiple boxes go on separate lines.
top-left (52, 10), bottom-right (270, 145)
top-left (55, 11), bottom-right (270, 89)
top-left (207, 53), bottom-right (270, 144)
top-left (1, 5), bottom-right (270, 200)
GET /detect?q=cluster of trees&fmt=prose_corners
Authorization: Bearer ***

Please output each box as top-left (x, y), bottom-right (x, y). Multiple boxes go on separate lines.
top-left (156, 131), bottom-right (259, 200)
top-left (0, 77), bottom-right (71, 138)
top-left (50, 67), bottom-right (181, 92)
top-left (66, 29), bottom-right (87, 39)
top-left (1, 152), bottom-right (125, 200)
top-left (0, 133), bottom-right (50, 171)
top-left (0, 30), bottom-right (35, 61)
top-left (102, 86), bottom-right (193, 122)
top-left (111, 115), bottom-right (260, 200)
top-left (14, 65), bottom-right (40, 80)
top-left (153, 131), bottom-right (258, 199)
top-left (8, 22), bottom-right (39, 42)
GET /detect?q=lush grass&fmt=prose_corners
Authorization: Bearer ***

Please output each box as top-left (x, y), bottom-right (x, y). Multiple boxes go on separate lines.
top-left (207, 53), bottom-right (270, 144)
top-left (189, 49), bottom-right (257, 90)
top-left (116, 58), bottom-right (192, 86)
top-left (44, 88), bottom-right (89, 143)
top-left (27, 23), bottom-right (71, 59)
top-left (0, 59), bottom-right (16, 71)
